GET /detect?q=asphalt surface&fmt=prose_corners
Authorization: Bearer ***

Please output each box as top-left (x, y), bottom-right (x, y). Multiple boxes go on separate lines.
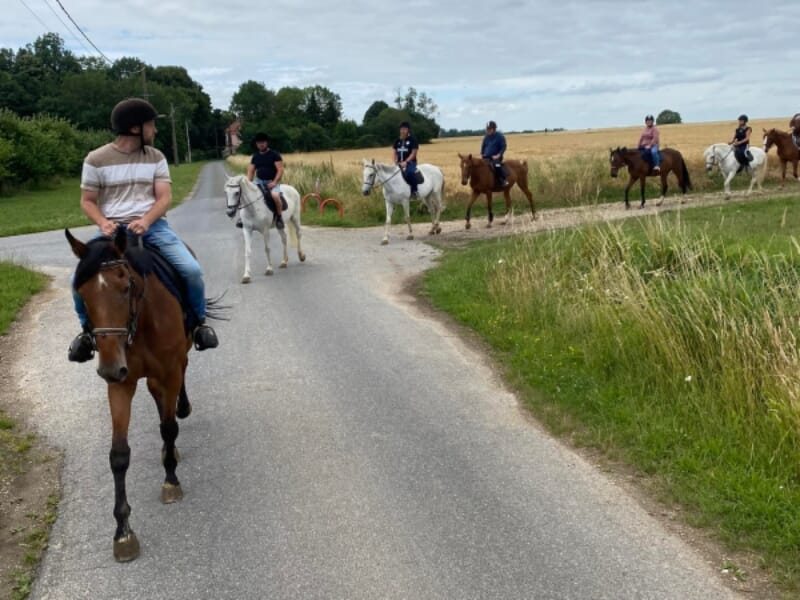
top-left (0, 163), bottom-right (743, 599)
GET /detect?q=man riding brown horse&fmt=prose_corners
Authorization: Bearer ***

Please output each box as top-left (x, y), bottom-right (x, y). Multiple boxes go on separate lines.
top-left (480, 120), bottom-right (508, 188)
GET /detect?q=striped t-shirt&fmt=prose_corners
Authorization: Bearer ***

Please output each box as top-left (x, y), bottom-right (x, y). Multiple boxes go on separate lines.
top-left (80, 143), bottom-right (172, 222)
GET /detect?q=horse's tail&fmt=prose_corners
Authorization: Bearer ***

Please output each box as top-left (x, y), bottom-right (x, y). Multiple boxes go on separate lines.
top-left (680, 156), bottom-right (692, 192)
top-left (287, 186), bottom-right (300, 248)
top-left (204, 291), bottom-right (231, 322)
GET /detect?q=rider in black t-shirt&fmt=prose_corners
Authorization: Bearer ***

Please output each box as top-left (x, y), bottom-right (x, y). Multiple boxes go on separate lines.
top-left (246, 132), bottom-right (285, 229)
top-left (392, 121), bottom-right (419, 198)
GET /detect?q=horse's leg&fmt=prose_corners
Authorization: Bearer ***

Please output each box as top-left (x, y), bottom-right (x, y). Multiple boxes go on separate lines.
top-left (263, 227), bottom-right (273, 276)
top-left (465, 190), bottom-right (480, 230)
top-left (278, 227), bottom-right (289, 268)
top-left (109, 382), bottom-right (139, 562)
top-left (639, 176), bottom-right (646, 208)
top-left (624, 176), bottom-right (635, 209)
top-left (501, 189), bottom-right (512, 225)
top-left (723, 169), bottom-right (736, 198)
top-left (382, 199), bottom-right (391, 245)
top-left (655, 172), bottom-right (667, 206)
top-left (781, 160), bottom-right (787, 188)
top-left (241, 226), bottom-right (253, 284)
top-left (794, 159), bottom-right (799, 182)
top-left (156, 371), bottom-right (183, 504)
top-left (176, 357), bottom-right (191, 419)
top-left (292, 215), bottom-right (306, 262)
top-left (518, 181), bottom-right (537, 220)
top-left (404, 199), bottom-right (414, 240)
top-left (486, 192), bottom-right (494, 228)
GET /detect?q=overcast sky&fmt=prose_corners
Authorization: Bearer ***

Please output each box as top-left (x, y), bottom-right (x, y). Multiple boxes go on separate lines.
top-left (4, 0), bottom-right (799, 131)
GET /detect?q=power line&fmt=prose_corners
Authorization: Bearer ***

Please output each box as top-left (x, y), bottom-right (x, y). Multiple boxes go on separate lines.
top-left (17, 0), bottom-right (51, 33)
top-left (52, 0), bottom-right (112, 64)
top-left (41, 0), bottom-right (95, 57)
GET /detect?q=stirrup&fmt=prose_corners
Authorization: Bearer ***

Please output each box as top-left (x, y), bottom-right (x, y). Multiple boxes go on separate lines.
top-left (193, 324), bottom-right (218, 351)
top-left (274, 215), bottom-right (285, 230)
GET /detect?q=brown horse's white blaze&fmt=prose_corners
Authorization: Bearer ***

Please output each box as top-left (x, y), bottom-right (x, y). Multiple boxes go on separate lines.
top-left (457, 153), bottom-right (536, 230)
top-left (66, 227), bottom-right (194, 562)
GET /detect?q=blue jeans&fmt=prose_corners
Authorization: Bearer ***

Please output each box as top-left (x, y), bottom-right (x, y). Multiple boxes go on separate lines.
top-left (72, 219), bottom-right (207, 326)
top-left (254, 178), bottom-right (281, 196)
top-left (639, 145), bottom-right (661, 167)
top-left (403, 161), bottom-right (418, 193)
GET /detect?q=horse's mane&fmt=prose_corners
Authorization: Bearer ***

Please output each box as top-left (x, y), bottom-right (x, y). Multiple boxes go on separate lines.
top-left (73, 237), bottom-right (154, 290)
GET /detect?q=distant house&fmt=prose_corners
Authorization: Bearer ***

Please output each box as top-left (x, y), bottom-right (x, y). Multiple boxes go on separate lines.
top-left (224, 119), bottom-right (242, 156)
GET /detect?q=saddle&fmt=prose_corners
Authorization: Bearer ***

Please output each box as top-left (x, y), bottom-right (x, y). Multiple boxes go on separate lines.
top-left (401, 170), bottom-right (425, 186)
top-left (125, 234), bottom-right (199, 332)
top-left (256, 183), bottom-right (288, 213)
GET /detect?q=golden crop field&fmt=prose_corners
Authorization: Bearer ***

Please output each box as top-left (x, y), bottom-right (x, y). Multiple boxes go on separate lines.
top-left (228, 117), bottom-right (792, 213)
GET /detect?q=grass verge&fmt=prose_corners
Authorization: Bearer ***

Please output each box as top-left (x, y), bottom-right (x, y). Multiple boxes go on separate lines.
top-left (422, 196), bottom-right (800, 594)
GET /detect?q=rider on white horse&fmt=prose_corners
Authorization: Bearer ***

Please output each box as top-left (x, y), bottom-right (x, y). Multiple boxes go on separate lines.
top-left (245, 132), bottom-right (285, 230)
top-left (392, 121), bottom-right (419, 199)
top-left (730, 115), bottom-right (753, 173)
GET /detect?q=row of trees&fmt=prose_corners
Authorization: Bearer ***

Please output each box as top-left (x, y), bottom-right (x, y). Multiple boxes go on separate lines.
top-left (0, 34), bottom-right (444, 173)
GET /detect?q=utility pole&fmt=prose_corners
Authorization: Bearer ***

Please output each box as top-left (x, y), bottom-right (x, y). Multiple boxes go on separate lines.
top-left (141, 68), bottom-right (148, 99)
top-left (169, 104), bottom-right (179, 165)
top-left (184, 121), bottom-right (192, 163)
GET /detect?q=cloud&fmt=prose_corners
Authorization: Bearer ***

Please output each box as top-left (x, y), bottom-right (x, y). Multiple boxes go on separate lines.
top-left (3, 0), bottom-right (799, 130)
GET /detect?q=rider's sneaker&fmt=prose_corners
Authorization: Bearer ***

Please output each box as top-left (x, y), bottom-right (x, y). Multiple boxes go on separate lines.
top-left (274, 215), bottom-right (285, 230)
top-left (652, 166), bottom-right (661, 174)
top-left (235, 218), bottom-right (243, 228)
top-left (68, 328), bottom-right (94, 363)
top-left (193, 321), bottom-right (218, 351)
top-left (500, 179), bottom-right (509, 187)
top-left (410, 191), bottom-right (419, 199)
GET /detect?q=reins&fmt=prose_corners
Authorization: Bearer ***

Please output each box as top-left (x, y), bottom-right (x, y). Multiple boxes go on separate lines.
top-left (365, 164), bottom-right (404, 190)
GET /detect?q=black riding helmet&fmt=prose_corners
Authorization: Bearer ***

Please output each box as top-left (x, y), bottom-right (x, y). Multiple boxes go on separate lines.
top-left (738, 114), bottom-right (749, 123)
top-left (645, 114), bottom-right (655, 122)
top-left (110, 98), bottom-right (159, 135)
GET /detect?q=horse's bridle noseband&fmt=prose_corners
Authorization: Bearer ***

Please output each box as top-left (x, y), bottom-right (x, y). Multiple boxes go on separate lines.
top-left (364, 164), bottom-right (403, 190)
top-left (90, 258), bottom-right (145, 347)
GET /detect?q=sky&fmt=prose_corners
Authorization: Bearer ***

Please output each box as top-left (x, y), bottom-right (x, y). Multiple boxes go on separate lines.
top-left (4, 0), bottom-right (800, 132)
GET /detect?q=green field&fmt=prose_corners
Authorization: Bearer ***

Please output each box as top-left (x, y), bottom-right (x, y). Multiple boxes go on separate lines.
top-left (423, 196), bottom-right (800, 593)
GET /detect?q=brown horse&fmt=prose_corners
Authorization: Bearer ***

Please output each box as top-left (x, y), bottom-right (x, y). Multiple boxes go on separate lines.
top-left (609, 147), bottom-right (692, 209)
top-left (763, 128), bottom-right (800, 186)
top-left (66, 227), bottom-right (205, 562)
top-left (458, 153), bottom-right (536, 229)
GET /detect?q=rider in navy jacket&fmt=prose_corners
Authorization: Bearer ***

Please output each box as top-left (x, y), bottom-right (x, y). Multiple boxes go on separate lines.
top-left (480, 121), bottom-right (508, 187)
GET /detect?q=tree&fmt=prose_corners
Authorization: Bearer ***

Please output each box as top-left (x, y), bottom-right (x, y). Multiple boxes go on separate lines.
top-left (230, 80), bottom-right (276, 122)
top-left (657, 110), bottom-right (682, 125)
top-left (362, 100), bottom-right (389, 126)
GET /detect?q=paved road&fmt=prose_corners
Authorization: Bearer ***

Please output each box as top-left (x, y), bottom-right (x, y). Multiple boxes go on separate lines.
top-left (1, 163), bottom-right (742, 599)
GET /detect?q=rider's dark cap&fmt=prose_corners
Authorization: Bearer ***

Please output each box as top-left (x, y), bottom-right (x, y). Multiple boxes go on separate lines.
top-left (399, 121), bottom-right (411, 129)
top-left (254, 132), bottom-right (269, 142)
top-left (486, 120), bottom-right (498, 129)
top-left (645, 114), bottom-right (654, 121)
top-left (110, 98), bottom-right (160, 134)
top-left (738, 114), bottom-right (749, 122)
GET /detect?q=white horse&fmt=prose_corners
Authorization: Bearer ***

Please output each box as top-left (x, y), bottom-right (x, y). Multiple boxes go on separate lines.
top-left (704, 143), bottom-right (767, 199)
top-left (362, 159), bottom-right (445, 245)
top-left (224, 174), bottom-right (305, 283)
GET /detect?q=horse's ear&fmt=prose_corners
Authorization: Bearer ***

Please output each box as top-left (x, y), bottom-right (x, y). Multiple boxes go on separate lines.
top-left (113, 227), bottom-right (127, 253)
top-left (458, 152), bottom-right (463, 159)
top-left (371, 158), bottom-right (375, 166)
top-left (467, 153), bottom-right (473, 160)
top-left (65, 229), bottom-right (88, 259)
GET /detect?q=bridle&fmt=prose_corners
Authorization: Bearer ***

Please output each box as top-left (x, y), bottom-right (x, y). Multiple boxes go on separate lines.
top-left (90, 257), bottom-right (145, 347)
top-left (225, 181), bottom-right (261, 213)
top-left (708, 144), bottom-right (734, 167)
top-left (364, 164), bottom-right (403, 191)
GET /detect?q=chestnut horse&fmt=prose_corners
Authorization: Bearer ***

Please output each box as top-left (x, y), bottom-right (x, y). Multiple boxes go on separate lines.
top-left (609, 147), bottom-right (692, 209)
top-left (66, 227), bottom-right (212, 562)
top-left (763, 128), bottom-right (800, 186)
top-left (458, 154), bottom-right (536, 229)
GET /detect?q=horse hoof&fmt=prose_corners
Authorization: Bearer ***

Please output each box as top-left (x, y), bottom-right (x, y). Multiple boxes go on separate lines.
top-left (381, 239), bottom-right (389, 246)
top-left (177, 402), bottom-right (192, 420)
top-left (299, 253), bottom-right (306, 262)
top-left (465, 222), bottom-right (471, 230)
top-left (436, 226), bottom-right (442, 234)
top-left (161, 482), bottom-right (183, 504)
top-left (265, 269), bottom-right (273, 276)
top-left (279, 262), bottom-right (288, 269)
top-left (406, 235), bottom-right (414, 240)
top-left (113, 532), bottom-right (140, 562)
top-left (485, 223), bottom-right (492, 229)
top-left (241, 276), bottom-right (250, 284)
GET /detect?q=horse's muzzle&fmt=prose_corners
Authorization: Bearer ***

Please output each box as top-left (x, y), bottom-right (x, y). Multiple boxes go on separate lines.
top-left (97, 363), bottom-right (128, 383)
top-left (610, 169), bottom-right (618, 178)
top-left (362, 188), bottom-right (371, 196)
top-left (225, 208), bottom-right (237, 218)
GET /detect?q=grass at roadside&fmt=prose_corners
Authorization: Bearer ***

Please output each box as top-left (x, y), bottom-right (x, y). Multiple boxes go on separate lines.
top-left (0, 161), bottom-right (209, 237)
top-left (423, 196), bottom-right (800, 593)
top-left (0, 262), bottom-right (47, 335)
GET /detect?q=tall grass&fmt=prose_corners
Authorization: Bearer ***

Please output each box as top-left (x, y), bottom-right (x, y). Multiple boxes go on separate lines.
top-left (423, 203), bottom-right (800, 589)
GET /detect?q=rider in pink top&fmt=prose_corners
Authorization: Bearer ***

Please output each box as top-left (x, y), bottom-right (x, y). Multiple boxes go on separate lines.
top-left (638, 115), bottom-right (661, 173)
